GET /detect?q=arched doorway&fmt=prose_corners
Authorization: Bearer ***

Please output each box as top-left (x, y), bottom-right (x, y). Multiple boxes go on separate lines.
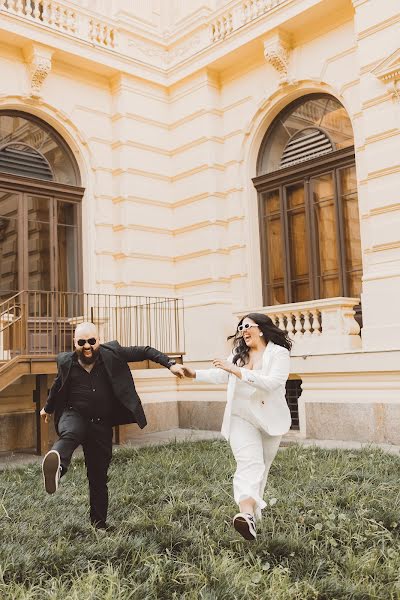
top-left (0, 111), bottom-right (84, 298)
top-left (253, 94), bottom-right (362, 311)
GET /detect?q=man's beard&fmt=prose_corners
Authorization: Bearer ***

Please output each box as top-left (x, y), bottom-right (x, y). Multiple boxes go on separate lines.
top-left (78, 348), bottom-right (100, 364)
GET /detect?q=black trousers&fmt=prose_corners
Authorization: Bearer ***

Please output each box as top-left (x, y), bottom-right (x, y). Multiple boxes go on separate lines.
top-left (52, 409), bottom-right (113, 527)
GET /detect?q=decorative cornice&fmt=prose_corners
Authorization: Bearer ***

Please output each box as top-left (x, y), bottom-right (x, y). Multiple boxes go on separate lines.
top-left (263, 30), bottom-right (292, 85)
top-left (372, 48), bottom-right (400, 101)
top-left (23, 44), bottom-right (53, 98)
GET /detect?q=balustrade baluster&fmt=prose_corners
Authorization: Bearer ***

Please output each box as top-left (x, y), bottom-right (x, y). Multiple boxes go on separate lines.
top-left (32, 0), bottom-right (40, 19)
top-left (25, 0), bottom-right (33, 17)
top-left (103, 24), bottom-right (110, 46)
top-left (310, 309), bottom-right (321, 335)
top-left (16, 0), bottom-right (23, 14)
top-left (303, 311), bottom-right (312, 337)
top-left (88, 18), bottom-right (94, 42)
top-left (286, 313), bottom-right (295, 340)
top-left (277, 314), bottom-right (285, 332)
top-left (42, 0), bottom-right (50, 22)
top-left (293, 311), bottom-right (303, 338)
top-left (49, 1), bottom-right (56, 25)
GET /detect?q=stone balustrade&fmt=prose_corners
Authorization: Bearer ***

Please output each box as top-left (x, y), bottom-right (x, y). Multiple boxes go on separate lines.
top-left (210, 0), bottom-right (285, 42)
top-left (234, 297), bottom-right (362, 355)
top-left (1, 0), bottom-right (287, 58)
top-left (0, 0), bottom-right (117, 49)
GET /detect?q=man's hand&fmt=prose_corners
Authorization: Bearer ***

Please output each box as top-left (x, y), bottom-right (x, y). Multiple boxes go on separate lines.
top-left (181, 366), bottom-right (196, 379)
top-left (169, 364), bottom-right (185, 379)
top-left (40, 407), bottom-right (51, 423)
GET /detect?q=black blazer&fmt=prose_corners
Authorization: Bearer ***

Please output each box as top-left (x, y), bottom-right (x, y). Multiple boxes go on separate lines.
top-left (44, 341), bottom-right (172, 433)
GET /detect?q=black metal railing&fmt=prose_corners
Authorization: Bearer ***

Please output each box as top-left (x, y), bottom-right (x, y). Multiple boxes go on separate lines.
top-left (0, 291), bottom-right (185, 361)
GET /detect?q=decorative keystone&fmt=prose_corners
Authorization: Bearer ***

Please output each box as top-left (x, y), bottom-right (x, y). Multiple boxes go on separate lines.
top-left (263, 30), bottom-right (292, 85)
top-left (23, 44), bottom-right (53, 98)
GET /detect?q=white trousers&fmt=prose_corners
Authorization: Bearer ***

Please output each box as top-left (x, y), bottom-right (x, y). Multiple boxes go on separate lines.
top-left (229, 415), bottom-right (282, 520)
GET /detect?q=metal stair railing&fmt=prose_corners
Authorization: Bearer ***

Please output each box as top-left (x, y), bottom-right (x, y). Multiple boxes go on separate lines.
top-left (0, 291), bottom-right (25, 362)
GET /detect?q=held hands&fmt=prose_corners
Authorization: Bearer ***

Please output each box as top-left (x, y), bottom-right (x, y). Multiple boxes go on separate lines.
top-left (181, 366), bottom-right (196, 379)
top-left (177, 361), bottom-right (241, 379)
top-left (40, 407), bottom-right (51, 423)
top-left (169, 364), bottom-right (186, 379)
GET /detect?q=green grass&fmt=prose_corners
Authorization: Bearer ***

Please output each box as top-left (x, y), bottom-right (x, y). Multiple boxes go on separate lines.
top-left (1, 441), bottom-right (400, 599)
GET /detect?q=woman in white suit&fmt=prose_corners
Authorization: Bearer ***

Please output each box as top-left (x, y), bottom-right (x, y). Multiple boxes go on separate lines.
top-left (183, 313), bottom-right (292, 541)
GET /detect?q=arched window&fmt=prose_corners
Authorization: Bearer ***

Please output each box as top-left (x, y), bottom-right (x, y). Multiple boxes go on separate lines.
top-left (253, 94), bottom-right (362, 308)
top-left (0, 111), bottom-right (83, 296)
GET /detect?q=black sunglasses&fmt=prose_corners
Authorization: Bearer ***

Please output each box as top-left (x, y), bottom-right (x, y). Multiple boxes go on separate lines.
top-left (77, 338), bottom-right (97, 347)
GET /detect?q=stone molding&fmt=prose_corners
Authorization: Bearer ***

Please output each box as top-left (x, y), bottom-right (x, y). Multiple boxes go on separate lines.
top-left (372, 48), bottom-right (400, 101)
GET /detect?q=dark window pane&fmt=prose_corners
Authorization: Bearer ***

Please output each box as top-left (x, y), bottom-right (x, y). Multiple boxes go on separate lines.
top-left (57, 201), bottom-right (76, 226)
top-left (0, 191), bottom-right (19, 292)
top-left (28, 222), bottom-right (50, 290)
top-left (264, 189), bottom-right (280, 214)
top-left (0, 190), bottom-right (18, 218)
top-left (27, 195), bottom-right (50, 223)
top-left (341, 166), bottom-right (362, 297)
top-left (286, 183), bottom-right (311, 302)
top-left (292, 280), bottom-right (311, 302)
top-left (57, 225), bottom-right (78, 292)
top-left (0, 216), bottom-right (18, 292)
top-left (264, 190), bottom-right (285, 305)
top-left (311, 173), bottom-right (340, 298)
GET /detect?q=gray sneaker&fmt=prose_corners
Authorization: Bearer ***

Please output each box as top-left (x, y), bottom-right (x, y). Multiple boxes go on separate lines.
top-left (42, 450), bottom-right (61, 494)
top-left (233, 512), bottom-right (257, 540)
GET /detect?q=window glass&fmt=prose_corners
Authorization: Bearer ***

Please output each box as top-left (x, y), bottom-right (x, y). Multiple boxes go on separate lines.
top-left (0, 113), bottom-right (79, 185)
top-left (258, 95), bottom-right (354, 175)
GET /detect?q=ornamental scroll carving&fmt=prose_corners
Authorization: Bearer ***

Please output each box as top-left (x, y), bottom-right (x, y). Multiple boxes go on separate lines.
top-left (263, 31), bottom-right (291, 85)
top-left (30, 56), bottom-right (52, 97)
top-left (23, 45), bottom-right (53, 98)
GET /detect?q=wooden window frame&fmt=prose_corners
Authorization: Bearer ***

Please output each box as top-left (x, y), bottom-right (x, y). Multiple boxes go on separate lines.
top-left (0, 171), bottom-right (84, 294)
top-left (254, 147), bottom-right (357, 305)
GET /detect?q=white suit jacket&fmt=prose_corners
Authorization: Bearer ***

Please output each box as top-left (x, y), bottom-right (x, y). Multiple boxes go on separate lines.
top-left (195, 341), bottom-right (291, 439)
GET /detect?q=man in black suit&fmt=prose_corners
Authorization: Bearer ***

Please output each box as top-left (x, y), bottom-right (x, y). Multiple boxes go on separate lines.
top-left (40, 321), bottom-right (184, 529)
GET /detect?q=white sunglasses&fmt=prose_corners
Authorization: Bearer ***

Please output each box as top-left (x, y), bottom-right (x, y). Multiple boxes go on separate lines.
top-left (237, 323), bottom-right (259, 332)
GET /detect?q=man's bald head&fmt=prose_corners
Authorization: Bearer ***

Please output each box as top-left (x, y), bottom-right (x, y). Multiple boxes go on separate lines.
top-left (73, 322), bottom-right (100, 364)
top-left (74, 322), bottom-right (98, 340)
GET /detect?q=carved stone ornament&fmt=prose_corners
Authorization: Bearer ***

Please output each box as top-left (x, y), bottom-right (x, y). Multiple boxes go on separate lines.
top-left (23, 44), bottom-right (53, 98)
top-left (30, 56), bottom-right (52, 97)
top-left (263, 30), bottom-right (291, 85)
top-left (372, 48), bottom-right (400, 101)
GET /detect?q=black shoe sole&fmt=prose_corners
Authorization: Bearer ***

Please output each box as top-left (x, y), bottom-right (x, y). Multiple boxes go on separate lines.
top-left (42, 451), bottom-right (60, 494)
top-left (233, 516), bottom-right (256, 541)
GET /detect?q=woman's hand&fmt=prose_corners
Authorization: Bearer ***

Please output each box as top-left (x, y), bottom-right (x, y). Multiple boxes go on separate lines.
top-left (212, 359), bottom-right (242, 379)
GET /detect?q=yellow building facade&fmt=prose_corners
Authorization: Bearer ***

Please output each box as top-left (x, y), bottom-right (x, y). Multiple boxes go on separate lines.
top-left (0, 0), bottom-right (399, 451)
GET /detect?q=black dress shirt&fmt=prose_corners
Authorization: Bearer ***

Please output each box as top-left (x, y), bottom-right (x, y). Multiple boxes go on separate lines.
top-left (68, 355), bottom-right (114, 419)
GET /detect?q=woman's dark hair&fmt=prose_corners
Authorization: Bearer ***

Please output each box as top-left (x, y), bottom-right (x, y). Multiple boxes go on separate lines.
top-left (228, 312), bottom-right (292, 366)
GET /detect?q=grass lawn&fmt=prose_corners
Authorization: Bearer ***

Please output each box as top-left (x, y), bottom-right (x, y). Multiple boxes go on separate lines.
top-left (1, 441), bottom-right (400, 599)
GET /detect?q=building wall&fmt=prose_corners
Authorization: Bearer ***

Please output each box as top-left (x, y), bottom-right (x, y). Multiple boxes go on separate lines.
top-left (0, 0), bottom-right (399, 447)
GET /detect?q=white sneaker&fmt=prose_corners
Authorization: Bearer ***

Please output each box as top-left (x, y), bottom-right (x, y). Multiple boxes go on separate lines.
top-left (233, 512), bottom-right (257, 540)
top-left (42, 450), bottom-right (61, 494)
